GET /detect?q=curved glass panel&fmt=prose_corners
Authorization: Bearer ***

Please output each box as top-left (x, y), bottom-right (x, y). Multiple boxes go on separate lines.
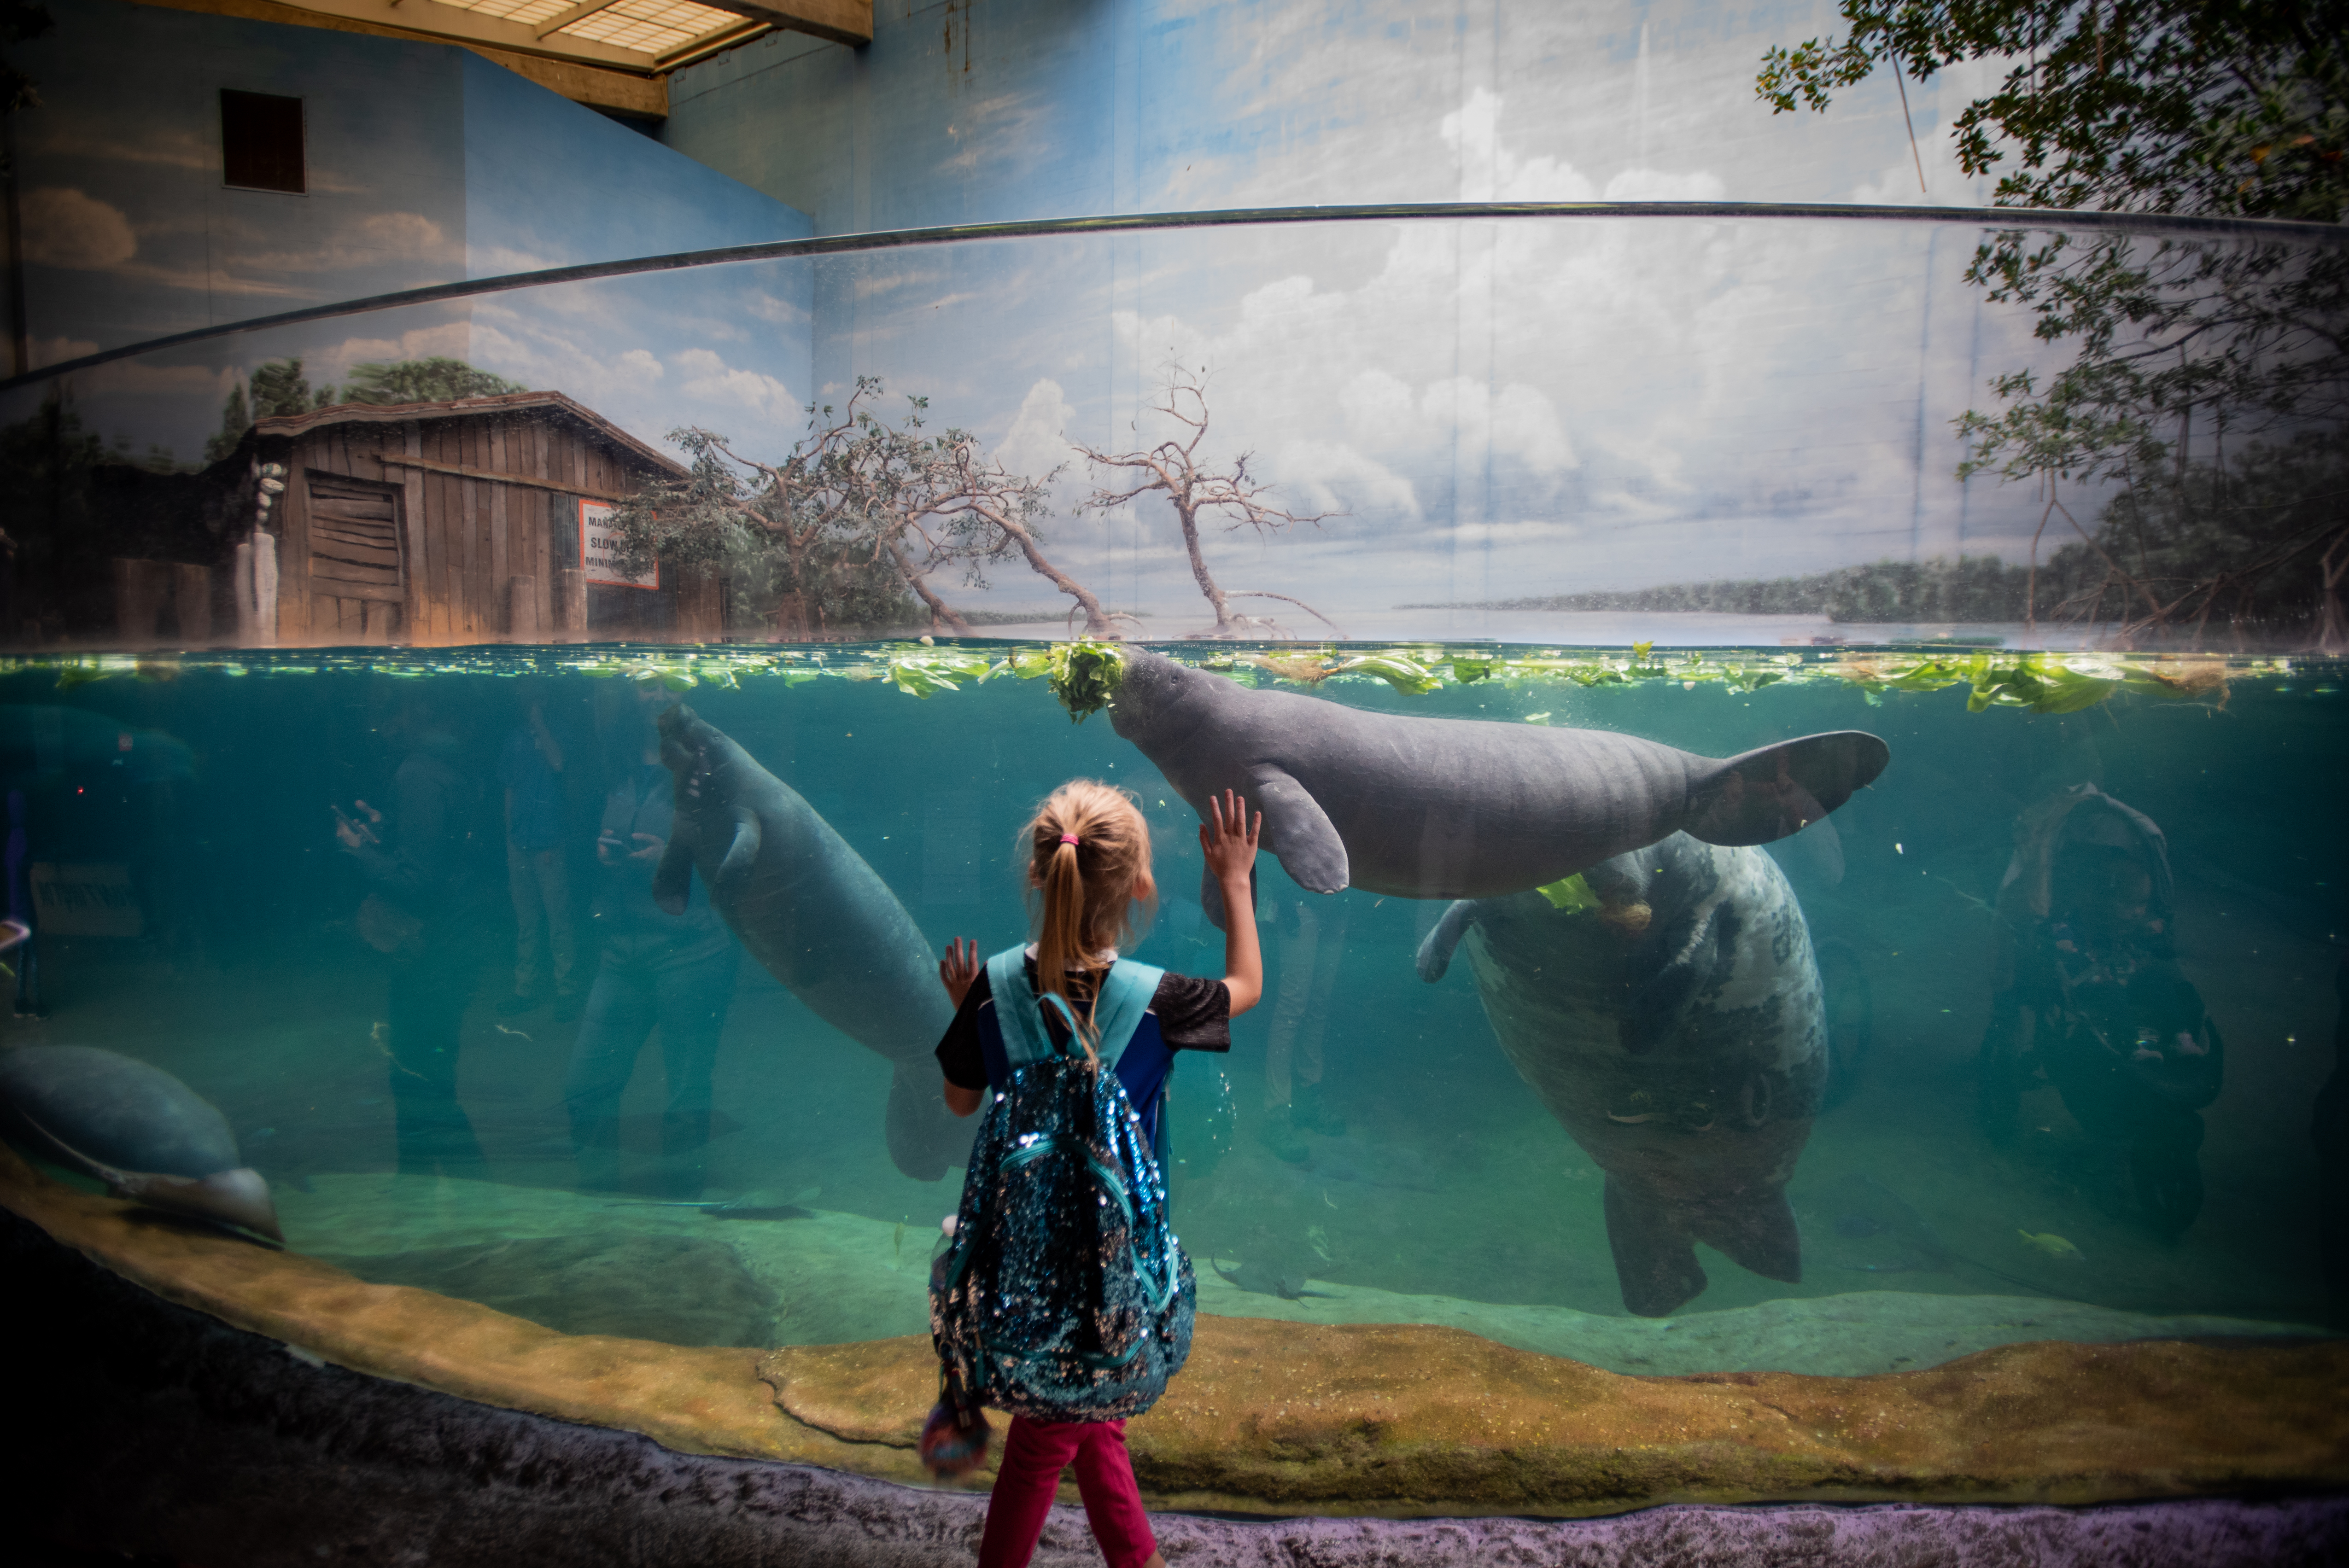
top-left (1, 212), bottom-right (2340, 1402)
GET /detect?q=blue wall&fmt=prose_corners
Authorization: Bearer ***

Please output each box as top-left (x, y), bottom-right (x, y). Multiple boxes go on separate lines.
top-left (6, 0), bottom-right (812, 467)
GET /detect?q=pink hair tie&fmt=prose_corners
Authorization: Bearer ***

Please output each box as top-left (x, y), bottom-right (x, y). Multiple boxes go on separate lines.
top-left (1059, 833), bottom-right (1080, 845)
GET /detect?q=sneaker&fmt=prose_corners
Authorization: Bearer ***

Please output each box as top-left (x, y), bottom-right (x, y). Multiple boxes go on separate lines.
top-left (1291, 1083), bottom-right (1347, 1137)
top-left (1256, 1112), bottom-right (1309, 1165)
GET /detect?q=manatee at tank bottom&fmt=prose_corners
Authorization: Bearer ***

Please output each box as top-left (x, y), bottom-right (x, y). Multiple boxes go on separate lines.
top-left (0, 1043), bottom-right (281, 1242)
top-left (1417, 834), bottom-right (1827, 1317)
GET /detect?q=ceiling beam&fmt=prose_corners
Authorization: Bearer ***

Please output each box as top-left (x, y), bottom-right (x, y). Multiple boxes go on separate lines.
top-left (655, 18), bottom-right (772, 70)
top-left (691, 0), bottom-right (867, 49)
top-left (533, 0), bottom-right (622, 41)
top-left (128, 0), bottom-right (668, 117)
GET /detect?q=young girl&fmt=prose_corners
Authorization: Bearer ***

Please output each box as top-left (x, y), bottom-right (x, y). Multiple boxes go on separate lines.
top-left (935, 780), bottom-right (1263, 1568)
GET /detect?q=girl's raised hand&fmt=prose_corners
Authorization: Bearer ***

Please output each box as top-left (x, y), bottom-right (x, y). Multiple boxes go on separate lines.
top-left (1198, 788), bottom-right (1261, 885)
top-left (938, 936), bottom-right (982, 1007)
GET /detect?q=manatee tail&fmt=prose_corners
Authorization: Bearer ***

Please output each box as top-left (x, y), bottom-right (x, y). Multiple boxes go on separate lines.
top-left (885, 1062), bottom-right (974, 1183)
top-left (1604, 1174), bottom-right (1708, 1317)
top-left (1683, 730), bottom-right (1889, 848)
top-left (1687, 1187), bottom-right (1803, 1287)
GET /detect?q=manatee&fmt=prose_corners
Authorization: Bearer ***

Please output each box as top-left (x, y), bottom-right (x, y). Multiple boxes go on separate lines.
top-left (1210, 1256), bottom-right (1331, 1300)
top-left (654, 705), bottom-right (966, 1181)
top-left (0, 1044), bottom-right (281, 1242)
top-left (1416, 833), bottom-right (1826, 1317)
top-left (0, 705), bottom-right (195, 789)
top-left (1106, 648), bottom-right (1888, 915)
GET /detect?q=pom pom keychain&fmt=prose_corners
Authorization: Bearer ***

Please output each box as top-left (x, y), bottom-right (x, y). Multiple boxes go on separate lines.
top-left (919, 1365), bottom-right (993, 1478)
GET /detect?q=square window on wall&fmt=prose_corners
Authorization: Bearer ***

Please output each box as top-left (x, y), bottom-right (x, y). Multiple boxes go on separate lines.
top-left (221, 90), bottom-right (305, 194)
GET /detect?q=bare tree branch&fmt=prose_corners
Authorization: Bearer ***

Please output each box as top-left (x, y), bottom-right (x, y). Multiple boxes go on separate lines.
top-left (1077, 362), bottom-right (1346, 640)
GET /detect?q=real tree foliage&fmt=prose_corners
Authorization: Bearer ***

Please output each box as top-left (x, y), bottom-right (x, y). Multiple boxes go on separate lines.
top-left (603, 377), bottom-right (1109, 640)
top-left (1759, 1), bottom-right (2348, 647)
top-left (202, 356), bottom-right (528, 465)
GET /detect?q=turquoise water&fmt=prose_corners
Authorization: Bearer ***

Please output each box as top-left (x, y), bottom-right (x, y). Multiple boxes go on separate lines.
top-left (5, 642), bottom-right (2343, 1371)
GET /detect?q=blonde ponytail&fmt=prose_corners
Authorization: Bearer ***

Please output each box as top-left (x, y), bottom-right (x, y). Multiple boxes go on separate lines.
top-left (1024, 780), bottom-right (1153, 1055)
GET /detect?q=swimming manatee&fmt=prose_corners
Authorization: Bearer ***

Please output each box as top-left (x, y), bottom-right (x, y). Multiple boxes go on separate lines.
top-left (1105, 648), bottom-right (1887, 916)
top-left (654, 705), bottom-right (967, 1181)
top-left (0, 1045), bottom-right (281, 1241)
top-left (1416, 833), bottom-right (1826, 1317)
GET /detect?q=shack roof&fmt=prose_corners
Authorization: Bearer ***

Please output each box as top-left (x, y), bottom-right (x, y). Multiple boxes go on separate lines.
top-left (252, 391), bottom-right (686, 479)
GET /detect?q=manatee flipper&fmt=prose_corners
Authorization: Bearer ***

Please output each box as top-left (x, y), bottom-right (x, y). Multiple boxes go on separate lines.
top-left (1603, 1173), bottom-right (1709, 1317)
top-left (1415, 901), bottom-right (1480, 983)
top-left (1246, 762), bottom-right (1350, 894)
top-left (652, 829), bottom-right (697, 916)
top-left (1683, 731), bottom-right (1890, 848)
top-left (1689, 1187), bottom-right (1803, 1287)
top-left (715, 804), bottom-right (762, 886)
top-left (884, 1062), bottom-right (969, 1183)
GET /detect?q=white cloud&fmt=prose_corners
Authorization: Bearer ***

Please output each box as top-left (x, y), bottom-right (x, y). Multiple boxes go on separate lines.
top-left (672, 346), bottom-right (799, 422)
top-left (1602, 168), bottom-right (1727, 201)
top-left (23, 188), bottom-right (137, 268)
top-left (997, 377), bottom-right (1077, 481)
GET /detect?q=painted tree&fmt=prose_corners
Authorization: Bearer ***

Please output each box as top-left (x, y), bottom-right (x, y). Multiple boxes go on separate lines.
top-left (1077, 364), bottom-right (1344, 640)
top-left (1759, 1), bottom-right (2348, 647)
top-left (607, 378), bottom-right (1122, 639)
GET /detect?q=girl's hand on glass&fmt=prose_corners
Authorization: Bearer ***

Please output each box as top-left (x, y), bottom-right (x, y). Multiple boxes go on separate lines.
top-left (939, 936), bottom-right (982, 1007)
top-left (1199, 788), bottom-right (1261, 883)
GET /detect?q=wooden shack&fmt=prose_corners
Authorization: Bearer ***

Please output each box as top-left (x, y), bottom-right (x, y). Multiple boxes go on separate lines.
top-left (235, 391), bottom-right (713, 645)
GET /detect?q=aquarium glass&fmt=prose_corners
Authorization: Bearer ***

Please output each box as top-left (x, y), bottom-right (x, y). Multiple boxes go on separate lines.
top-left (1, 212), bottom-right (2342, 1387)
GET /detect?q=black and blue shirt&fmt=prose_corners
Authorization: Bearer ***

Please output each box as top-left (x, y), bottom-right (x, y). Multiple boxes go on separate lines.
top-left (935, 954), bottom-right (1231, 1154)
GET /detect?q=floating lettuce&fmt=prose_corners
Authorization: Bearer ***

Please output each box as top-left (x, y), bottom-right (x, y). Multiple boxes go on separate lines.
top-left (1047, 640), bottom-right (1125, 722)
top-left (887, 650), bottom-right (992, 698)
top-left (1329, 653), bottom-right (1444, 695)
top-left (1535, 873), bottom-right (1601, 911)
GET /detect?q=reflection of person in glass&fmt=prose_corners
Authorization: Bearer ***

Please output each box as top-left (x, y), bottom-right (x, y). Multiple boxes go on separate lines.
top-left (563, 686), bottom-right (740, 1198)
top-left (495, 679), bottom-right (581, 1020)
top-left (1257, 892), bottom-right (1348, 1164)
top-left (1978, 786), bottom-right (2222, 1236)
top-left (335, 697), bottom-right (487, 1176)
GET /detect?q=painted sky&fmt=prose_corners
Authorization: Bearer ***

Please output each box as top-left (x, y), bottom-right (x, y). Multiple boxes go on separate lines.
top-left (10, 0), bottom-right (2293, 635)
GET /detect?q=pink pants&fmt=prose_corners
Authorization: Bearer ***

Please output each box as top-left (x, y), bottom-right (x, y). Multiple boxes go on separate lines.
top-left (976, 1415), bottom-right (1157, 1568)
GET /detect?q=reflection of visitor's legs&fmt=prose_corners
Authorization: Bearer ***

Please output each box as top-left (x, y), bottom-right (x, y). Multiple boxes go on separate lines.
top-left (650, 945), bottom-right (740, 1200)
top-left (533, 847), bottom-right (580, 1011)
top-left (1289, 906), bottom-right (1346, 1137)
top-left (384, 959), bottom-right (484, 1175)
top-left (2128, 1108), bottom-right (2207, 1238)
top-left (562, 950), bottom-right (657, 1192)
top-left (1259, 905), bottom-right (1318, 1162)
top-left (505, 840), bottom-right (548, 1006)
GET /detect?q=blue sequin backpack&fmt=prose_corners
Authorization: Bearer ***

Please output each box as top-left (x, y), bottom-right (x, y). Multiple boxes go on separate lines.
top-left (929, 947), bottom-right (1198, 1425)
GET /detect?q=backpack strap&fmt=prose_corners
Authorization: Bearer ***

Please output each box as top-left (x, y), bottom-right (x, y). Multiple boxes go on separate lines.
top-left (986, 946), bottom-right (1165, 1070)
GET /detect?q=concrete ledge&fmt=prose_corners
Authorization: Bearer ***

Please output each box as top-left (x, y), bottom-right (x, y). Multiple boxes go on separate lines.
top-left (10, 1207), bottom-right (2349, 1567)
top-left (6, 1145), bottom-right (2349, 1524)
